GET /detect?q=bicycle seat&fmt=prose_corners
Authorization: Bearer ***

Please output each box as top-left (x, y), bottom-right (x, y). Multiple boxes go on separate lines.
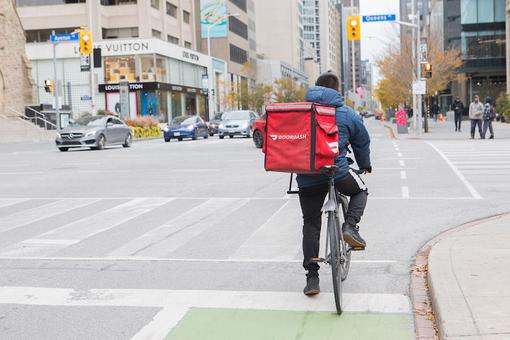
top-left (320, 165), bottom-right (340, 175)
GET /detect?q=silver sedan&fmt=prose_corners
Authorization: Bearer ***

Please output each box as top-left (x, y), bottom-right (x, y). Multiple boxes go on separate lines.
top-left (55, 115), bottom-right (133, 152)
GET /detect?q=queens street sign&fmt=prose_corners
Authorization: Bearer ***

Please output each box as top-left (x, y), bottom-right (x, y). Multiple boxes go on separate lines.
top-left (362, 14), bottom-right (396, 23)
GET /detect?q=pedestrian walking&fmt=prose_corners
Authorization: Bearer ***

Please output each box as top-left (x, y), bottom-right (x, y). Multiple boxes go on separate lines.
top-left (451, 97), bottom-right (464, 132)
top-left (481, 96), bottom-right (496, 139)
top-left (431, 101), bottom-right (440, 122)
top-left (469, 95), bottom-right (484, 139)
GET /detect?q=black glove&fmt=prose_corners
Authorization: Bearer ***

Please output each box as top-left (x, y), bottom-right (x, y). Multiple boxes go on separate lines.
top-left (361, 166), bottom-right (372, 174)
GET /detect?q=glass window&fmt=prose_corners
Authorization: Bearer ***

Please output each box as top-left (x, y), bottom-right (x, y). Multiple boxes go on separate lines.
top-left (166, 2), bottom-right (177, 17)
top-left (152, 29), bottom-right (161, 39)
top-left (168, 35), bottom-right (179, 44)
top-left (151, 0), bottom-right (159, 9)
top-left (461, 30), bottom-right (506, 59)
top-left (477, 0), bottom-right (494, 23)
top-left (495, 0), bottom-right (506, 22)
top-left (171, 92), bottom-right (182, 118)
top-left (105, 56), bottom-right (137, 83)
top-left (155, 56), bottom-right (167, 82)
top-left (100, 0), bottom-right (137, 5)
top-left (184, 41), bottom-right (192, 49)
top-left (169, 59), bottom-right (182, 84)
top-left (461, 0), bottom-right (477, 24)
top-left (102, 27), bottom-right (138, 39)
top-left (183, 10), bottom-right (191, 24)
top-left (140, 55), bottom-right (156, 81)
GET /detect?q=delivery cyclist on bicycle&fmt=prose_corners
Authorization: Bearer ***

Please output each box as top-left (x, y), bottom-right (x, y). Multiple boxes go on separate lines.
top-left (298, 72), bottom-right (371, 296)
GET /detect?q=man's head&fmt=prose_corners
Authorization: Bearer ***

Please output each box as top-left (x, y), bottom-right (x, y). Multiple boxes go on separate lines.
top-left (474, 95), bottom-right (479, 103)
top-left (456, 97), bottom-right (460, 102)
top-left (485, 96), bottom-right (492, 104)
top-left (315, 71), bottom-right (340, 91)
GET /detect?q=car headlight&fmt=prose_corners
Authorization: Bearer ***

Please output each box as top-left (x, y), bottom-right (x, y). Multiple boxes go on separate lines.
top-left (241, 123), bottom-right (249, 129)
top-left (187, 125), bottom-right (194, 130)
top-left (85, 131), bottom-right (97, 137)
top-left (163, 126), bottom-right (169, 132)
top-left (56, 132), bottom-right (61, 138)
top-left (219, 124), bottom-right (224, 129)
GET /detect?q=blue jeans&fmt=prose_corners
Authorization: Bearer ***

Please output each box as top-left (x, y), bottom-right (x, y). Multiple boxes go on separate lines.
top-left (471, 119), bottom-right (482, 138)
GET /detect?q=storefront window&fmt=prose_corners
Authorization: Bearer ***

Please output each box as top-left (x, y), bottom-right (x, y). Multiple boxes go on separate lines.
top-left (141, 91), bottom-right (158, 116)
top-left (171, 92), bottom-right (182, 119)
top-left (104, 56), bottom-right (137, 83)
top-left (169, 59), bottom-right (182, 84)
top-left (156, 56), bottom-right (167, 82)
top-left (158, 91), bottom-right (169, 123)
top-left (461, 30), bottom-right (506, 59)
top-left (185, 93), bottom-right (197, 115)
top-left (140, 55), bottom-right (156, 81)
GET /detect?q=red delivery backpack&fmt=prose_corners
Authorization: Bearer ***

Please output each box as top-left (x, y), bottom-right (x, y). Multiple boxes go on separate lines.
top-left (263, 102), bottom-right (339, 174)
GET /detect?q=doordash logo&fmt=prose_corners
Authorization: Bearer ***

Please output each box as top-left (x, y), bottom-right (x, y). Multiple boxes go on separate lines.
top-left (269, 134), bottom-right (307, 141)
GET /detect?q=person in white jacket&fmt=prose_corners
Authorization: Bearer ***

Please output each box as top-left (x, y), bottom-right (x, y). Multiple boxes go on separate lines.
top-left (469, 95), bottom-right (484, 139)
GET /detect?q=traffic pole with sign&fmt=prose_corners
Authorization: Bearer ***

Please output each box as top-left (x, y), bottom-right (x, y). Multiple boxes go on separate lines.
top-left (51, 30), bottom-right (60, 130)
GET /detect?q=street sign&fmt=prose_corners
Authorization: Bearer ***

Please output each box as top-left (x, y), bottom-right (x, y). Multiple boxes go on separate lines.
top-left (419, 43), bottom-right (428, 62)
top-left (119, 81), bottom-right (130, 120)
top-left (412, 80), bottom-right (426, 95)
top-left (80, 54), bottom-right (90, 72)
top-left (80, 95), bottom-right (92, 101)
top-left (50, 32), bottom-right (79, 43)
top-left (362, 14), bottom-right (396, 23)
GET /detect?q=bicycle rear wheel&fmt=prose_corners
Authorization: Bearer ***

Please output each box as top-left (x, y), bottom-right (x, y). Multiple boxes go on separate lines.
top-left (328, 211), bottom-right (344, 315)
top-left (338, 195), bottom-right (351, 281)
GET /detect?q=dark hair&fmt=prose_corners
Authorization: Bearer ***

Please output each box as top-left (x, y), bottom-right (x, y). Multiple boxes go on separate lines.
top-left (485, 96), bottom-right (492, 104)
top-left (315, 71), bottom-right (340, 90)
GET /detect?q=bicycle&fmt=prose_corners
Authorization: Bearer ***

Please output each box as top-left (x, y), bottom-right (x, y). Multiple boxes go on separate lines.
top-left (287, 165), bottom-right (363, 315)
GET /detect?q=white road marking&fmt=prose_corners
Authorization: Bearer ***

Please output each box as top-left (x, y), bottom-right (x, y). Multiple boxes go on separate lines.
top-left (0, 199), bottom-right (98, 233)
top-left (0, 171), bottom-right (44, 175)
top-left (132, 307), bottom-right (188, 340)
top-left (400, 171), bottom-right (407, 180)
top-left (399, 160), bottom-right (406, 167)
top-left (397, 152), bottom-right (403, 158)
top-left (0, 199), bottom-right (28, 209)
top-left (21, 239), bottom-right (80, 245)
top-left (426, 142), bottom-right (482, 200)
top-left (0, 256), bottom-right (400, 264)
top-left (0, 286), bottom-right (411, 314)
top-left (0, 198), bottom-right (173, 257)
top-left (401, 186), bottom-right (409, 199)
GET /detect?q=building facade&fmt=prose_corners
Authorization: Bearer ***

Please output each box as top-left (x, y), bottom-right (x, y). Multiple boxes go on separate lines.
top-left (436, 0), bottom-right (506, 109)
top-left (302, 0), bottom-right (341, 75)
top-left (0, 0), bottom-right (34, 116)
top-left (17, 0), bottom-right (199, 50)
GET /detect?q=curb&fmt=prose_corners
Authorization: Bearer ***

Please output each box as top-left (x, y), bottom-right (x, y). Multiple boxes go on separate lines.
top-left (133, 136), bottom-right (162, 143)
top-left (410, 213), bottom-right (509, 340)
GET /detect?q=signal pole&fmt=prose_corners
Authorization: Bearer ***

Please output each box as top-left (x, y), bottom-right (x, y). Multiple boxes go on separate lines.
top-left (52, 30), bottom-right (60, 130)
top-left (351, 0), bottom-right (356, 93)
top-left (87, 0), bottom-right (96, 115)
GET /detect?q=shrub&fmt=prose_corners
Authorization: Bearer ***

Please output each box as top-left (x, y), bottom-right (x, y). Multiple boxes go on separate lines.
top-left (130, 126), bottom-right (161, 139)
top-left (125, 116), bottom-right (159, 128)
top-left (97, 109), bottom-right (114, 116)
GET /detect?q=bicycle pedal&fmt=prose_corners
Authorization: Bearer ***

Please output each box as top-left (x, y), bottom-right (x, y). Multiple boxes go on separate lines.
top-left (310, 257), bottom-right (326, 263)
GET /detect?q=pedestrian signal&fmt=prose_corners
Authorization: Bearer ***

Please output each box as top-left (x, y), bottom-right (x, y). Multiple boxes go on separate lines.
top-left (44, 80), bottom-right (54, 93)
top-left (79, 31), bottom-right (93, 55)
top-left (348, 16), bottom-right (361, 41)
top-left (422, 63), bottom-right (432, 79)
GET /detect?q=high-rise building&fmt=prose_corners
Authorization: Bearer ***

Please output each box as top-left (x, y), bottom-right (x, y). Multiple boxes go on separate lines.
top-left (199, 0), bottom-right (257, 110)
top-left (337, 2), bottom-right (361, 93)
top-left (17, 0), bottom-right (199, 49)
top-left (429, 0), bottom-right (506, 110)
top-left (302, 0), bottom-right (341, 74)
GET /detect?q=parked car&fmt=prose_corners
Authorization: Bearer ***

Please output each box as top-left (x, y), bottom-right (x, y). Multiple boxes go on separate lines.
top-left (163, 115), bottom-right (209, 142)
top-left (218, 110), bottom-right (258, 139)
top-left (55, 115), bottom-right (132, 152)
top-left (208, 112), bottom-right (224, 136)
top-left (251, 113), bottom-right (266, 149)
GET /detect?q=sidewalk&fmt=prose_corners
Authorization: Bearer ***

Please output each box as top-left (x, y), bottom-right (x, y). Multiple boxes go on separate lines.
top-left (428, 213), bottom-right (510, 340)
top-left (385, 119), bottom-right (510, 140)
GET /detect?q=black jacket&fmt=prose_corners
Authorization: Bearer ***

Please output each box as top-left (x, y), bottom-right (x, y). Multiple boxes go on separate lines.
top-left (451, 100), bottom-right (464, 114)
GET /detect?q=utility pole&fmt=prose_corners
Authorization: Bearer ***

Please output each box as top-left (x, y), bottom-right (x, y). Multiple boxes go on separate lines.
top-left (87, 0), bottom-right (96, 115)
top-left (52, 30), bottom-right (60, 130)
top-left (351, 0), bottom-right (356, 93)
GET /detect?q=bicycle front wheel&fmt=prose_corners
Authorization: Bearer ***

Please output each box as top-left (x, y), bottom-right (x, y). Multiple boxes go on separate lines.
top-left (328, 211), bottom-right (343, 315)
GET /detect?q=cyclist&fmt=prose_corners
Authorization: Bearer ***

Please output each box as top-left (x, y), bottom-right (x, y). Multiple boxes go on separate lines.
top-left (298, 72), bottom-right (372, 296)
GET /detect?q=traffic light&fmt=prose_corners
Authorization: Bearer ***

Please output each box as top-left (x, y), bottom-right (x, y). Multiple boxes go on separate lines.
top-left (347, 16), bottom-right (361, 41)
top-left (44, 80), bottom-right (54, 93)
top-left (422, 63), bottom-right (433, 79)
top-left (79, 30), bottom-right (92, 55)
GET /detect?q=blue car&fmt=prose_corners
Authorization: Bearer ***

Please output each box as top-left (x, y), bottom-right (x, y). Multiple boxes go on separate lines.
top-left (163, 115), bottom-right (209, 142)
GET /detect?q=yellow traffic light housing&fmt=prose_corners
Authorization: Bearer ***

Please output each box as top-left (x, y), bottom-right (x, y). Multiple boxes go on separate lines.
top-left (79, 31), bottom-right (93, 55)
top-left (422, 63), bottom-right (433, 79)
top-left (347, 16), bottom-right (361, 41)
top-left (44, 80), bottom-right (54, 93)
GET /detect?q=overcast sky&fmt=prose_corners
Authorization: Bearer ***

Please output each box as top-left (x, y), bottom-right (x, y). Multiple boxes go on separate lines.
top-left (359, 0), bottom-right (401, 84)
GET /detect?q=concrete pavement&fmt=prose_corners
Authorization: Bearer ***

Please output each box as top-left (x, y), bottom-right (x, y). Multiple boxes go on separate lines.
top-left (428, 213), bottom-right (510, 340)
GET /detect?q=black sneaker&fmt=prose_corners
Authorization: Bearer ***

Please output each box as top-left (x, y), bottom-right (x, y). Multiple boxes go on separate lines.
top-left (342, 223), bottom-right (366, 249)
top-left (303, 276), bottom-right (320, 296)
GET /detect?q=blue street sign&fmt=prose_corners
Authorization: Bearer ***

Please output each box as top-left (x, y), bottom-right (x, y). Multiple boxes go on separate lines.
top-left (80, 95), bottom-right (92, 101)
top-left (50, 32), bottom-right (79, 43)
top-left (362, 14), bottom-right (396, 23)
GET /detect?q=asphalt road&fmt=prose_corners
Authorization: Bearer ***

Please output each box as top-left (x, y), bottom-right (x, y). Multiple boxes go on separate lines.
top-left (0, 118), bottom-right (509, 339)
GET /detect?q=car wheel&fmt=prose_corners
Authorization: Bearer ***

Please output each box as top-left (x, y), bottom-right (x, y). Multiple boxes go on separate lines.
top-left (95, 134), bottom-right (106, 150)
top-left (204, 133), bottom-right (209, 139)
top-left (246, 130), bottom-right (251, 138)
top-left (219, 135), bottom-right (224, 139)
top-left (253, 130), bottom-right (263, 149)
top-left (178, 138), bottom-right (183, 141)
top-left (58, 147), bottom-right (69, 152)
top-left (164, 138), bottom-right (171, 142)
top-left (229, 135), bottom-right (234, 139)
top-left (122, 133), bottom-right (132, 148)
top-left (192, 130), bottom-right (197, 140)
top-left (209, 133), bottom-right (214, 137)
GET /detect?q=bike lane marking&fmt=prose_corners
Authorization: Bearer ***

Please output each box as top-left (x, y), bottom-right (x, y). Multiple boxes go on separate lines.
top-left (0, 286), bottom-right (411, 340)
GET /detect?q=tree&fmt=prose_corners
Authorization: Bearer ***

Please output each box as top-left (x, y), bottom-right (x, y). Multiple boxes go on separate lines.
top-left (375, 31), bottom-right (462, 109)
top-left (245, 83), bottom-right (273, 113)
top-left (273, 78), bottom-right (307, 103)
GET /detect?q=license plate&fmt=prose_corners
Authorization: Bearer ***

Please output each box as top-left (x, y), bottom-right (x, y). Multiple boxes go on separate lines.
top-left (174, 132), bottom-right (181, 136)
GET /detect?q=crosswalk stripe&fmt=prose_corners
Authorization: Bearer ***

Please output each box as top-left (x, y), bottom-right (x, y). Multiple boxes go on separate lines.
top-left (0, 198), bottom-right (172, 257)
top-left (0, 199), bottom-right (28, 209)
top-left (109, 198), bottom-right (249, 258)
top-left (231, 200), bottom-right (301, 261)
top-left (0, 199), bottom-right (98, 233)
